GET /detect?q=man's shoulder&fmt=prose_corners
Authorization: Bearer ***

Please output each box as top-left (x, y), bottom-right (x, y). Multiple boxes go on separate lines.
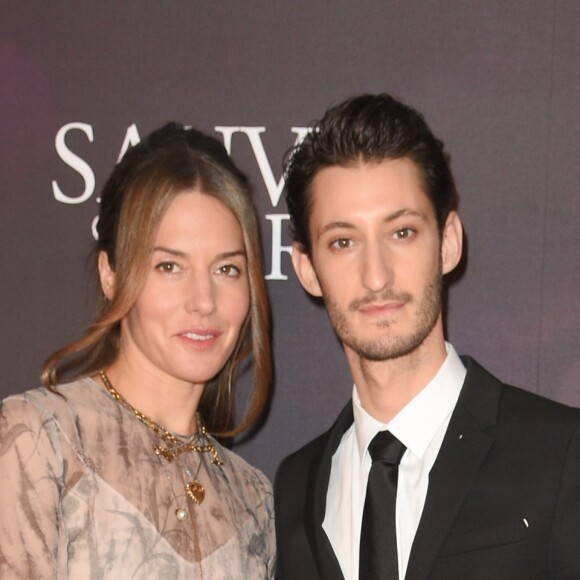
top-left (279, 428), bottom-right (331, 470)
top-left (276, 401), bottom-right (353, 481)
top-left (461, 355), bottom-right (579, 432)
top-left (498, 382), bottom-right (580, 436)
top-left (500, 381), bottom-right (578, 414)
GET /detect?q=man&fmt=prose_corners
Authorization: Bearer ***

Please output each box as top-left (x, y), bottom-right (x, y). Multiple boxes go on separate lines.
top-left (275, 94), bottom-right (579, 580)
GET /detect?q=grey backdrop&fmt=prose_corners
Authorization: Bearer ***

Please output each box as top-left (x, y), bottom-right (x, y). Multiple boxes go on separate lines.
top-left (1, 1), bottom-right (579, 480)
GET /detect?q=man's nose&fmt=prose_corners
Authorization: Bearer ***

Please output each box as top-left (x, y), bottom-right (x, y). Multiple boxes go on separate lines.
top-left (361, 243), bottom-right (394, 293)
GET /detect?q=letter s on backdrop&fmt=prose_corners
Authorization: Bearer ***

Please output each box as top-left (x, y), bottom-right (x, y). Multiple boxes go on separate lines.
top-left (52, 122), bottom-right (95, 204)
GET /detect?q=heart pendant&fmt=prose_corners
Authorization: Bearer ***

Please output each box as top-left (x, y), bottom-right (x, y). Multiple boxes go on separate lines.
top-left (186, 480), bottom-right (206, 504)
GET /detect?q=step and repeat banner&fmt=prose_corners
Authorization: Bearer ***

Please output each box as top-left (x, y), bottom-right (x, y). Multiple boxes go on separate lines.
top-left (2, 1), bottom-right (579, 479)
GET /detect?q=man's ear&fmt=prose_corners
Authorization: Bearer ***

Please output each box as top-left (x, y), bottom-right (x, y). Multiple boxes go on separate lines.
top-left (98, 251), bottom-right (116, 301)
top-left (441, 211), bottom-right (463, 275)
top-left (291, 243), bottom-right (323, 297)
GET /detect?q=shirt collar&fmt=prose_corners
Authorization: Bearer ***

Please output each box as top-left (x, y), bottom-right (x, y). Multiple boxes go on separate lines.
top-left (353, 342), bottom-right (466, 463)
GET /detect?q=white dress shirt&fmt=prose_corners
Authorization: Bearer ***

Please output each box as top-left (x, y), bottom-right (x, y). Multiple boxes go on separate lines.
top-left (322, 343), bottom-right (466, 580)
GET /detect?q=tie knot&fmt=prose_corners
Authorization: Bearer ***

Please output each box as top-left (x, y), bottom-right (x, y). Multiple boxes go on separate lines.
top-left (368, 430), bottom-right (406, 465)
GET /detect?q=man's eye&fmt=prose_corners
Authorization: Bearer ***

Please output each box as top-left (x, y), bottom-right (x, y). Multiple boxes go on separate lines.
top-left (330, 238), bottom-right (352, 249)
top-left (394, 228), bottom-right (415, 240)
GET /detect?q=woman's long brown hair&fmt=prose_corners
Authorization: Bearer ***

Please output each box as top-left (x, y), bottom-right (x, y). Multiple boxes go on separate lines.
top-left (41, 123), bottom-right (271, 437)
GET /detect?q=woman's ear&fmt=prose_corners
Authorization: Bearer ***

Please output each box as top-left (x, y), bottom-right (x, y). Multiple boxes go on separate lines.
top-left (98, 251), bottom-right (116, 301)
top-left (441, 211), bottom-right (463, 275)
top-left (291, 244), bottom-right (323, 297)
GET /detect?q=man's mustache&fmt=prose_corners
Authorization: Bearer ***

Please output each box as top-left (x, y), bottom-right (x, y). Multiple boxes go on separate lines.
top-left (349, 290), bottom-right (413, 312)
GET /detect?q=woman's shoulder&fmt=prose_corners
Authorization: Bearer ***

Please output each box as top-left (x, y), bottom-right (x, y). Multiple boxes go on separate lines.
top-left (3, 378), bottom-right (98, 409)
top-left (210, 440), bottom-right (275, 538)
top-left (0, 381), bottom-right (93, 462)
top-left (1, 377), bottom-right (110, 432)
top-left (213, 438), bottom-right (272, 494)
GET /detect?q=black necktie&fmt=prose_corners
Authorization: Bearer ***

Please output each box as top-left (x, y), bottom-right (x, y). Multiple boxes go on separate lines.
top-left (359, 430), bottom-right (407, 579)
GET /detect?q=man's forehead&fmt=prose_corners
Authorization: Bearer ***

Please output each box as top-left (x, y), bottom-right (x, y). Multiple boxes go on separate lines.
top-left (308, 159), bottom-right (433, 218)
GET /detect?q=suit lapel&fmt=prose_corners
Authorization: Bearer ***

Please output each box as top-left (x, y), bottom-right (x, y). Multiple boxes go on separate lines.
top-left (405, 357), bottom-right (502, 580)
top-left (305, 402), bottom-right (354, 580)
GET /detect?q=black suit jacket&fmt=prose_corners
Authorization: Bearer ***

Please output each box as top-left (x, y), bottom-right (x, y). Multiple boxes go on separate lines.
top-left (274, 357), bottom-right (580, 579)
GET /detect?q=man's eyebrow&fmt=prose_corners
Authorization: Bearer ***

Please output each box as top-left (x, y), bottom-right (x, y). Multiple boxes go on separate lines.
top-left (384, 208), bottom-right (425, 222)
top-left (318, 221), bottom-right (355, 237)
top-left (318, 209), bottom-right (426, 237)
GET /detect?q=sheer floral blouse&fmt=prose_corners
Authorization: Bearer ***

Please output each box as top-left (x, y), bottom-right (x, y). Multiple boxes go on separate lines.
top-left (0, 378), bottom-right (275, 579)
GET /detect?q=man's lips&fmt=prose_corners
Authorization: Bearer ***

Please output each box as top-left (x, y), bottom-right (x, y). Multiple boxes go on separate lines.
top-left (350, 291), bottom-right (411, 314)
top-left (357, 301), bottom-right (405, 315)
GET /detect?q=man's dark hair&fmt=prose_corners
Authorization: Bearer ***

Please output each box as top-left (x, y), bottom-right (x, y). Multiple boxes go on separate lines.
top-left (284, 93), bottom-right (458, 254)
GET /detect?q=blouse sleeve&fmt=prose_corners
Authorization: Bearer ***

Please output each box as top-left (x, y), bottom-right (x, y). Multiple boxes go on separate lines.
top-left (0, 396), bottom-right (64, 579)
top-left (265, 483), bottom-right (276, 579)
top-left (257, 471), bottom-right (276, 579)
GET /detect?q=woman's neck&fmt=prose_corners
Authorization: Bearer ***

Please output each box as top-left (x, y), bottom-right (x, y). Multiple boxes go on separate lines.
top-left (99, 358), bottom-right (205, 435)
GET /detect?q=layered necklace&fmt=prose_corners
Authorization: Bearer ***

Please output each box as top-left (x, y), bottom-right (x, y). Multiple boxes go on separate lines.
top-left (99, 370), bottom-right (222, 510)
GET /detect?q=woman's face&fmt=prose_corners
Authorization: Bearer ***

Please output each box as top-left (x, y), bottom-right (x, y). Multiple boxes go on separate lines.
top-left (117, 190), bottom-right (250, 389)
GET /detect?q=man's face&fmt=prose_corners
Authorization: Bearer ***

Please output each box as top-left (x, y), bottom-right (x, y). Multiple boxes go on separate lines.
top-left (293, 158), bottom-right (461, 363)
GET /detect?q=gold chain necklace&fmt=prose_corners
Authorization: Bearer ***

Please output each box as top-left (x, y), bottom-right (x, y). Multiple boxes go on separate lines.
top-left (99, 370), bottom-right (222, 507)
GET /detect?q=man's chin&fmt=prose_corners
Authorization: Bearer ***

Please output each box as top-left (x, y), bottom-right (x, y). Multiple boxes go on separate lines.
top-left (343, 335), bottom-right (420, 362)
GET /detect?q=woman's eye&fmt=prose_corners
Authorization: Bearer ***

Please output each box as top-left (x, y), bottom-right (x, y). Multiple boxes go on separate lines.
top-left (155, 262), bottom-right (179, 273)
top-left (217, 264), bottom-right (241, 277)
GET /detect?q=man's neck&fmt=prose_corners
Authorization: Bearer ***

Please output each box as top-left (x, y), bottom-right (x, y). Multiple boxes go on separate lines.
top-left (346, 333), bottom-right (448, 424)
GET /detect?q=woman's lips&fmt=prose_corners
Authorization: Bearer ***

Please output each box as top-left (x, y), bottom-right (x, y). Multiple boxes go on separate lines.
top-left (178, 329), bottom-right (221, 348)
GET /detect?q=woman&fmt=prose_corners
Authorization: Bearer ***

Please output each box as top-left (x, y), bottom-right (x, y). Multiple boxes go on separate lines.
top-left (0, 123), bottom-right (274, 578)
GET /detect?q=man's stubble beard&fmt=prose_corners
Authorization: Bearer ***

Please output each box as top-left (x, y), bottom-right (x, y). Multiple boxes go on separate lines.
top-left (321, 266), bottom-right (443, 363)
